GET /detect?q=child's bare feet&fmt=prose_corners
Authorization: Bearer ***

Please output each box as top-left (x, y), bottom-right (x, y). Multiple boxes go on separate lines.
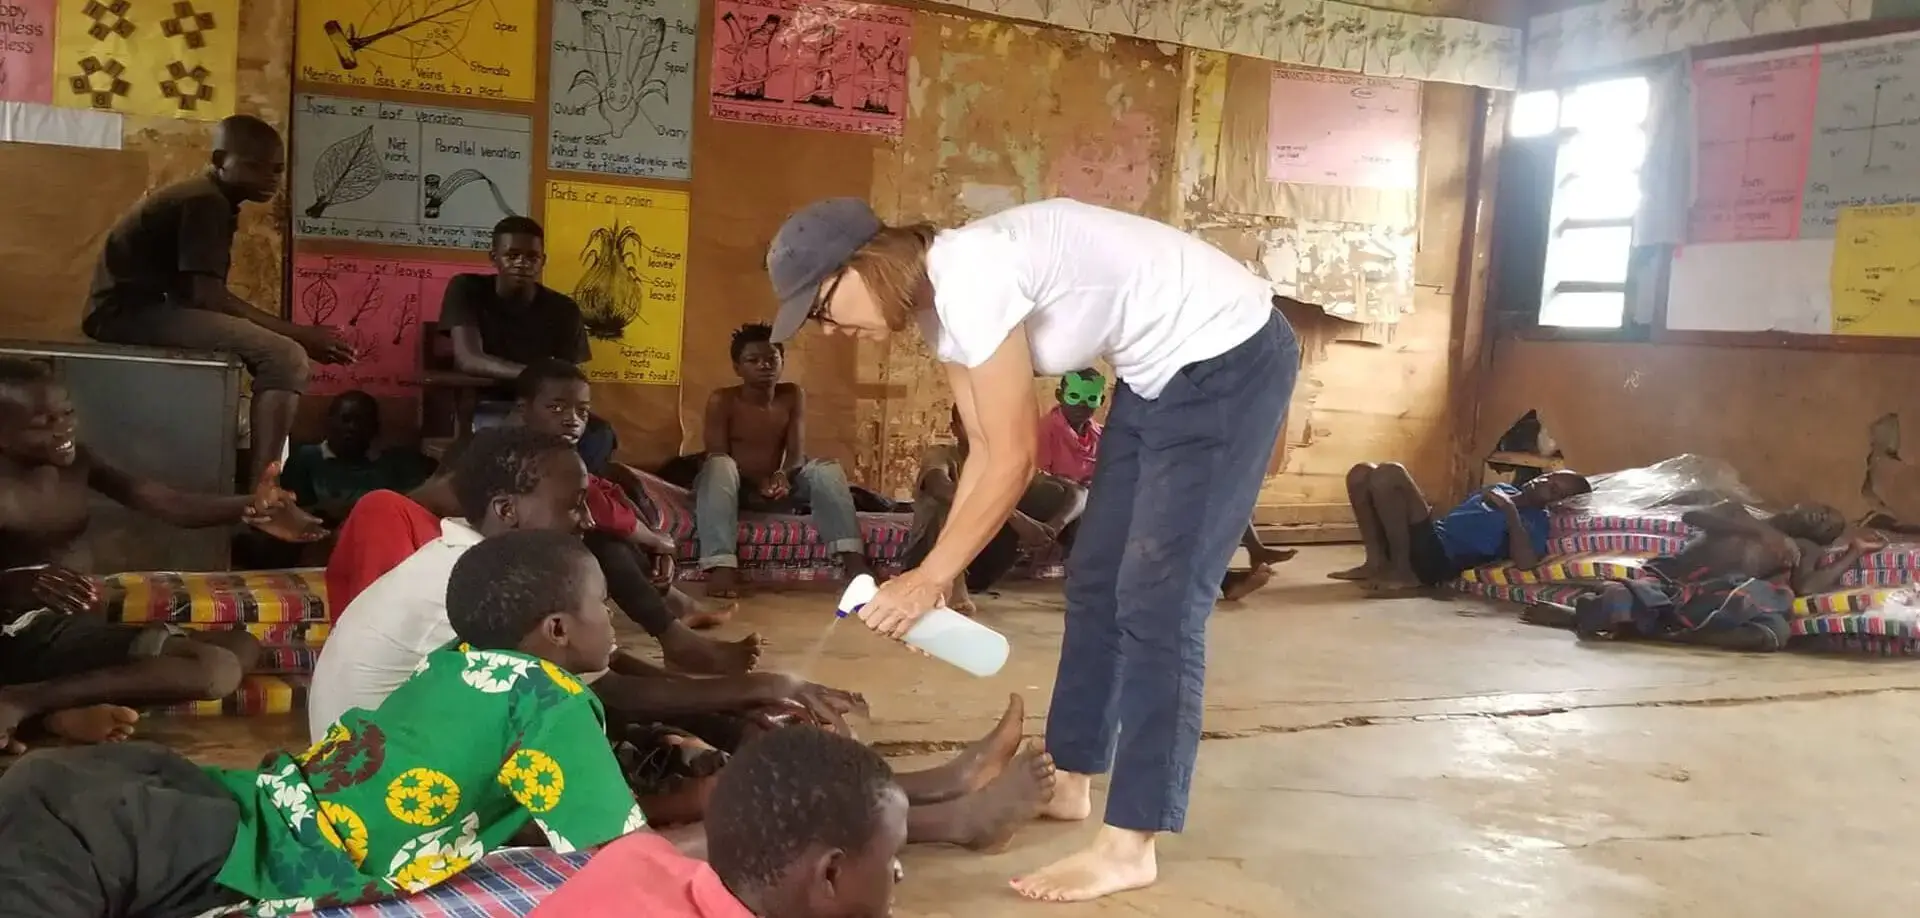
top-left (1011, 824), bottom-right (1159, 902)
top-left (1220, 565), bottom-right (1273, 601)
top-left (44, 705), bottom-right (139, 744)
top-left (1039, 768), bottom-right (1094, 820)
top-left (1367, 572), bottom-right (1424, 592)
top-left (659, 624), bottom-right (762, 675)
top-left (898, 694), bottom-right (1026, 804)
top-left (954, 746), bottom-right (1056, 851)
top-left (704, 567), bottom-right (742, 600)
top-left (1328, 563), bottom-right (1376, 581)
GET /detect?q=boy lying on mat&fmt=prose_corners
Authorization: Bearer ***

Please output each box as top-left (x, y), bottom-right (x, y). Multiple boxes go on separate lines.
top-left (0, 529), bottom-right (663, 916)
top-left (1522, 502), bottom-right (1883, 652)
top-left (0, 358), bottom-right (323, 749)
top-left (1329, 464), bottom-right (1592, 591)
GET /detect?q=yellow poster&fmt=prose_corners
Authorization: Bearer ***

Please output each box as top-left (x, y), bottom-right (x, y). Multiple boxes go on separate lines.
top-left (53, 0), bottom-right (238, 120)
top-left (1831, 204), bottom-right (1920, 338)
top-left (295, 0), bottom-right (538, 102)
top-left (543, 180), bottom-right (688, 386)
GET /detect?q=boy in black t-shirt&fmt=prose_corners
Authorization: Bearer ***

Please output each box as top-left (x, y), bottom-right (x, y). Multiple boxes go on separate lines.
top-left (439, 216), bottom-right (616, 470)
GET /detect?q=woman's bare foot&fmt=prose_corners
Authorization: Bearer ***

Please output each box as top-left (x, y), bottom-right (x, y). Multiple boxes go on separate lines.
top-left (1038, 769), bottom-right (1094, 821)
top-left (895, 694), bottom-right (1026, 804)
top-left (1220, 565), bottom-right (1273, 602)
top-left (704, 567), bottom-right (742, 600)
top-left (1327, 564), bottom-right (1377, 581)
top-left (44, 705), bottom-right (139, 744)
top-left (1011, 825), bottom-right (1159, 902)
top-left (659, 623), bottom-right (762, 675)
top-left (953, 746), bottom-right (1056, 851)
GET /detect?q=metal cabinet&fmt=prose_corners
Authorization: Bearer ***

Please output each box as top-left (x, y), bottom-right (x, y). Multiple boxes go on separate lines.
top-left (0, 340), bottom-right (239, 573)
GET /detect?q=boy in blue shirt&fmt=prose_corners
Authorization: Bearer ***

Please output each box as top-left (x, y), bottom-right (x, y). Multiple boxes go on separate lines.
top-left (1330, 464), bottom-right (1591, 590)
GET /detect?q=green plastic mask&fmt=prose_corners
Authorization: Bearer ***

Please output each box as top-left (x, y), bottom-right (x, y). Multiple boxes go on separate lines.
top-left (1060, 372), bottom-right (1105, 408)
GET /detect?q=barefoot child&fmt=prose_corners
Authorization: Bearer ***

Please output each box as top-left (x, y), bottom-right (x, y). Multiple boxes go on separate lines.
top-left (0, 529), bottom-right (651, 916)
top-left (0, 358), bottom-right (324, 748)
top-left (532, 725), bottom-right (909, 918)
top-left (1330, 465), bottom-right (1592, 590)
top-left (696, 323), bottom-right (870, 599)
top-left (515, 360), bottom-right (758, 675)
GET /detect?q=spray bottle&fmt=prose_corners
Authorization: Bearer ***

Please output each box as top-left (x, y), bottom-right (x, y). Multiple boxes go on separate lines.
top-left (837, 574), bottom-right (1010, 677)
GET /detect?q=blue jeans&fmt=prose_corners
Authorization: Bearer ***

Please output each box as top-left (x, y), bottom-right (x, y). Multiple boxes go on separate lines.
top-left (694, 456), bottom-right (865, 569)
top-left (1045, 312), bottom-right (1298, 833)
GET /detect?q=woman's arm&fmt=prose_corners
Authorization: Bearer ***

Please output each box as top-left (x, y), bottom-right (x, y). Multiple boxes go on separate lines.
top-left (914, 329), bottom-right (1040, 587)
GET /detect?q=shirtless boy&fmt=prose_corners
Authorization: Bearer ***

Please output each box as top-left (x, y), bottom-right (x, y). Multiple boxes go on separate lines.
top-left (696, 323), bottom-right (868, 598)
top-left (82, 114), bottom-right (353, 486)
top-left (0, 358), bottom-right (323, 747)
top-left (1331, 464), bottom-right (1592, 590)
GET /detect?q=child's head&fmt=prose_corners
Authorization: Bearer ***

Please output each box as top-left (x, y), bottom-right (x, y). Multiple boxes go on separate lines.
top-left (0, 358), bottom-right (75, 468)
top-left (1770, 503), bottom-right (1847, 545)
top-left (1516, 469), bottom-right (1592, 508)
top-left (730, 323), bottom-right (784, 388)
top-left (446, 529), bottom-right (614, 674)
top-left (1054, 369), bottom-right (1105, 430)
top-left (452, 427), bottom-right (588, 536)
top-left (490, 216), bottom-right (547, 288)
top-left (325, 390), bottom-right (381, 460)
top-left (708, 726), bottom-right (907, 918)
top-left (515, 359), bottom-right (592, 445)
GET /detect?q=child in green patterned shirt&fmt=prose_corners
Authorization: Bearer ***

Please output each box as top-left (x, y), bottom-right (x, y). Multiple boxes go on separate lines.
top-left (0, 529), bottom-right (649, 918)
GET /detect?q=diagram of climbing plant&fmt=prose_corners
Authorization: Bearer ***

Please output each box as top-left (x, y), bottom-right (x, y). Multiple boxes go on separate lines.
top-left (542, 179), bottom-right (688, 385)
top-left (290, 252), bottom-right (480, 396)
top-left (292, 93), bottom-right (533, 251)
top-left (295, 0), bottom-right (537, 102)
top-left (36, 0), bottom-right (238, 118)
top-left (548, 0), bottom-right (697, 180)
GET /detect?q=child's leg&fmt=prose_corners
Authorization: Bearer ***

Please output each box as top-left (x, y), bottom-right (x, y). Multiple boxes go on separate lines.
top-left (1363, 462), bottom-right (1436, 590)
top-left (0, 743), bottom-right (242, 918)
top-left (1330, 463), bottom-right (1393, 580)
top-left (0, 618), bottom-right (248, 743)
top-left (582, 531), bottom-right (759, 676)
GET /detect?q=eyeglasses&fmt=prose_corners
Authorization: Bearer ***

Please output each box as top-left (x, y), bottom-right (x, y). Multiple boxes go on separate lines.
top-left (809, 270), bottom-right (845, 325)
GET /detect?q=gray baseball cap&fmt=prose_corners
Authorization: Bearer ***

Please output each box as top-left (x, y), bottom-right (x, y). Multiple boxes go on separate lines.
top-left (766, 197), bottom-right (882, 343)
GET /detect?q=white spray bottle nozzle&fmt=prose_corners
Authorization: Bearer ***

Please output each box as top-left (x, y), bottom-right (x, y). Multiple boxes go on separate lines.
top-left (837, 573), bottom-right (879, 620)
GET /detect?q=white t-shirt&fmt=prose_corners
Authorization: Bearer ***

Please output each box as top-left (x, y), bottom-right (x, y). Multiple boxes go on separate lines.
top-left (306, 518), bottom-right (482, 740)
top-left (919, 198), bottom-right (1274, 400)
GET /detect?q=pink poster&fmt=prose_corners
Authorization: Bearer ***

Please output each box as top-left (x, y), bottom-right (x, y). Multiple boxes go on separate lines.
top-left (291, 253), bottom-right (481, 398)
top-left (1687, 50), bottom-right (1819, 244)
top-left (1266, 66), bottom-right (1420, 189)
top-left (0, 0), bottom-right (56, 104)
top-left (709, 0), bottom-right (908, 137)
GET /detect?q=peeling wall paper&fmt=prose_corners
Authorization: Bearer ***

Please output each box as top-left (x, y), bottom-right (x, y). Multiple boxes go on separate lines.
top-left (0, 101), bottom-right (119, 148)
top-left (936, 0), bottom-right (1520, 89)
top-left (1525, 0), bottom-right (1872, 88)
top-left (1250, 221), bottom-right (1417, 324)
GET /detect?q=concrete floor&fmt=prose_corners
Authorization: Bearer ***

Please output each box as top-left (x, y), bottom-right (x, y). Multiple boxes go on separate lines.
top-left (153, 546), bottom-right (1920, 916)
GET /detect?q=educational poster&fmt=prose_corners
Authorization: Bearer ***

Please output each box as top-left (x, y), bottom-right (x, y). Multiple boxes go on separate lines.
top-left (290, 252), bottom-right (477, 397)
top-left (0, 0), bottom-right (56, 103)
top-left (1665, 240), bottom-right (1834, 333)
top-left (708, 0), bottom-right (908, 137)
top-left (541, 180), bottom-right (687, 385)
top-left (1830, 203), bottom-right (1920, 336)
top-left (1265, 66), bottom-right (1419, 189)
top-left (1687, 50), bottom-right (1818, 244)
top-left (291, 94), bottom-right (533, 251)
top-left (1525, 0), bottom-right (1868, 88)
top-left (1800, 32), bottom-right (1920, 237)
top-left (547, 0), bottom-right (696, 180)
top-left (52, 0), bottom-right (238, 119)
top-left (294, 0), bottom-right (538, 102)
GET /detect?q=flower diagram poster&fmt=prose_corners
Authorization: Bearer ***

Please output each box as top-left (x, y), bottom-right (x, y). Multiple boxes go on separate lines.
top-left (542, 180), bottom-right (688, 385)
top-left (292, 94), bottom-right (533, 251)
top-left (295, 0), bottom-right (537, 102)
top-left (709, 0), bottom-right (908, 137)
top-left (548, 0), bottom-right (696, 180)
top-left (291, 254), bottom-right (478, 397)
top-left (49, 0), bottom-right (237, 119)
